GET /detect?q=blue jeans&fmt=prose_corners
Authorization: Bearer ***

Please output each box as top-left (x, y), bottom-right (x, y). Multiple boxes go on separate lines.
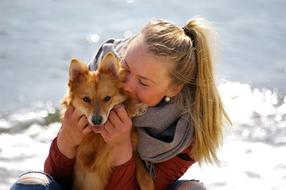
top-left (10, 171), bottom-right (206, 190)
top-left (10, 171), bottom-right (62, 190)
top-left (168, 179), bottom-right (207, 190)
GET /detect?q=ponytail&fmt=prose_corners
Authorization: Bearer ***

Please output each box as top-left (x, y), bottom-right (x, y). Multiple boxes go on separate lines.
top-left (184, 18), bottom-right (230, 164)
top-left (141, 18), bottom-right (231, 164)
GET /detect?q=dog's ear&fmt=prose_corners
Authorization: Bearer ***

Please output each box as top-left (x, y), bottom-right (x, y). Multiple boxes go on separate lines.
top-left (98, 52), bottom-right (120, 76)
top-left (69, 58), bottom-right (89, 82)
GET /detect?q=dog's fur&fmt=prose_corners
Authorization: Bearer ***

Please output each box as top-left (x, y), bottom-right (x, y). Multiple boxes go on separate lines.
top-left (62, 52), bottom-right (154, 190)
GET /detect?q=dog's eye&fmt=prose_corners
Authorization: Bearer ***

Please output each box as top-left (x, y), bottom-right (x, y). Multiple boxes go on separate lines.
top-left (103, 96), bottom-right (111, 102)
top-left (83, 96), bottom-right (91, 103)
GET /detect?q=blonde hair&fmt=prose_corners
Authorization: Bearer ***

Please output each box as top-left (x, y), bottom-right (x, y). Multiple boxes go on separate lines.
top-left (140, 18), bottom-right (231, 164)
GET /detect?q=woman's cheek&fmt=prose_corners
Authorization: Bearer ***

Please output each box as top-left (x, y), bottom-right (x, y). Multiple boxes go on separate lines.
top-left (137, 90), bottom-right (156, 106)
top-left (136, 88), bottom-right (149, 105)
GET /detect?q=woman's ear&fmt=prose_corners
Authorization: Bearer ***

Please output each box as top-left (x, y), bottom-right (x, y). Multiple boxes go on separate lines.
top-left (166, 84), bottom-right (184, 97)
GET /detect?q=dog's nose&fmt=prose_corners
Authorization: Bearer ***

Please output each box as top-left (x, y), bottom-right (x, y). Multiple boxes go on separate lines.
top-left (92, 115), bottom-right (103, 125)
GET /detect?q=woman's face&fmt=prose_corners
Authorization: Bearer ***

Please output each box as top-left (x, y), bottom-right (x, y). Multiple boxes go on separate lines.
top-left (121, 35), bottom-right (176, 107)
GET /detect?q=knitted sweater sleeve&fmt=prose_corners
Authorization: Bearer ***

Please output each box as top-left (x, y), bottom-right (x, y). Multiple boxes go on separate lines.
top-left (44, 137), bottom-right (138, 190)
top-left (106, 152), bottom-right (195, 190)
top-left (44, 137), bottom-right (194, 190)
top-left (154, 151), bottom-right (195, 190)
top-left (44, 137), bottom-right (75, 190)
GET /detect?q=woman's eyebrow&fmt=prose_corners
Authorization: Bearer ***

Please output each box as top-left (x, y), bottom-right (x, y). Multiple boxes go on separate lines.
top-left (123, 59), bottom-right (157, 85)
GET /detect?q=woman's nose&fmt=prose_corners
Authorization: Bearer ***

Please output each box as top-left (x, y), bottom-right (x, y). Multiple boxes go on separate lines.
top-left (123, 77), bottom-right (135, 94)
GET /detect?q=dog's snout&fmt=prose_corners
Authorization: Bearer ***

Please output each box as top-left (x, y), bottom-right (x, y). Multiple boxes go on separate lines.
top-left (92, 115), bottom-right (103, 125)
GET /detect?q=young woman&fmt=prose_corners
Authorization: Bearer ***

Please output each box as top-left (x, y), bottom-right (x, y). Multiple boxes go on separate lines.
top-left (10, 17), bottom-right (230, 190)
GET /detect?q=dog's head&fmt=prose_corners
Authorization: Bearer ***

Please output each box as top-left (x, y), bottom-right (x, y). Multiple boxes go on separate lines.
top-left (68, 52), bottom-right (127, 127)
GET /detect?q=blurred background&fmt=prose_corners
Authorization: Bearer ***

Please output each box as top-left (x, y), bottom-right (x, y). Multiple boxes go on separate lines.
top-left (0, 0), bottom-right (285, 189)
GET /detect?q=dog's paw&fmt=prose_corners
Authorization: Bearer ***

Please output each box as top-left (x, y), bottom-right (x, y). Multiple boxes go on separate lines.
top-left (131, 103), bottom-right (148, 117)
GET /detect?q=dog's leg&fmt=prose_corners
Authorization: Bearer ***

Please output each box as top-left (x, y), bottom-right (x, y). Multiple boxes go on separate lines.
top-left (73, 134), bottom-right (100, 190)
top-left (73, 135), bottom-right (113, 190)
top-left (135, 155), bottom-right (154, 190)
top-left (130, 130), bottom-right (154, 190)
top-left (76, 133), bottom-right (100, 169)
top-left (87, 138), bottom-right (114, 190)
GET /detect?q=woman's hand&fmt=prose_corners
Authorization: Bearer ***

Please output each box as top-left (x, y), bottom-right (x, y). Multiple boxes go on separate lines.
top-left (94, 104), bottom-right (133, 167)
top-left (57, 106), bottom-right (92, 159)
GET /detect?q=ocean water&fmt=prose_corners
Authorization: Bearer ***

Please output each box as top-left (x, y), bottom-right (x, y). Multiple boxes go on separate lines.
top-left (0, 0), bottom-right (286, 189)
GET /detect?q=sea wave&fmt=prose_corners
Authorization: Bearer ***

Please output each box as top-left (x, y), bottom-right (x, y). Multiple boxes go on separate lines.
top-left (0, 102), bottom-right (61, 133)
top-left (219, 81), bottom-right (286, 145)
top-left (0, 80), bottom-right (285, 143)
top-left (0, 80), bottom-right (285, 189)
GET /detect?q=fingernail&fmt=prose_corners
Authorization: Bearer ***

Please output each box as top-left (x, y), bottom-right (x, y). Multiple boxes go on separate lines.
top-left (69, 106), bottom-right (75, 111)
top-left (114, 104), bottom-right (123, 110)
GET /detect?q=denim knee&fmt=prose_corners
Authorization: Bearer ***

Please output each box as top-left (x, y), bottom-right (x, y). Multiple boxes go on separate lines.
top-left (10, 171), bottom-right (62, 190)
top-left (168, 179), bottom-right (207, 190)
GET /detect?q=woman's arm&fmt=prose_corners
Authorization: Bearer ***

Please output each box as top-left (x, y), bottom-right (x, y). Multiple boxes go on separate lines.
top-left (44, 106), bottom-right (92, 189)
top-left (45, 105), bottom-right (193, 190)
top-left (57, 106), bottom-right (92, 159)
top-left (94, 104), bottom-right (133, 167)
top-left (44, 104), bottom-right (137, 189)
top-left (98, 105), bottom-right (195, 190)
top-left (44, 137), bottom-right (75, 189)
top-left (97, 104), bottom-right (139, 190)
top-left (104, 148), bottom-right (195, 190)
top-left (44, 134), bottom-right (194, 190)
top-left (105, 157), bottom-right (138, 190)
top-left (44, 136), bottom-right (139, 190)
top-left (154, 148), bottom-right (195, 190)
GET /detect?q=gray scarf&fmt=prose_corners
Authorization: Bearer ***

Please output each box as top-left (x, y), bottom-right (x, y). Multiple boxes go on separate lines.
top-left (89, 39), bottom-right (194, 166)
top-left (133, 101), bottom-right (194, 163)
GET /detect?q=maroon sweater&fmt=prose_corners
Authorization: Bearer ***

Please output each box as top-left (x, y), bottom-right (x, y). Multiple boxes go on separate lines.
top-left (44, 137), bottom-right (195, 190)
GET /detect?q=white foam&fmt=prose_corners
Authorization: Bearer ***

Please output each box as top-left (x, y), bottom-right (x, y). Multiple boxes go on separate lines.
top-left (1, 80), bottom-right (285, 189)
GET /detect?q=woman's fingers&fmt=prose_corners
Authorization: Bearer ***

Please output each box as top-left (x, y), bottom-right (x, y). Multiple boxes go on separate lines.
top-left (103, 120), bottom-right (117, 135)
top-left (76, 112), bottom-right (92, 135)
top-left (114, 104), bottom-right (131, 126)
top-left (109, 111), bottom-right (122, 127)
top-left (73, 109), bottom-right (83, 121)
top-left (65, 106), bottom-right (75, 116)
top-left (78, 115), bottom-right (88, 130)
top-left (82, 125), bottom-right (92, 135)
top-left (95, 105), bottom-right (133, 145)
top-left (65, 106), bottom-right (91, 135)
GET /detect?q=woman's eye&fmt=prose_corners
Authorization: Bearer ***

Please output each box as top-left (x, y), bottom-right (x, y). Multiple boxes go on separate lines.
top-left (139, 80), bottom-right (149, 87)
top-left (103, 96), bottom-right (111, 102)
top-left (83, 96), bottom-right (91, 103)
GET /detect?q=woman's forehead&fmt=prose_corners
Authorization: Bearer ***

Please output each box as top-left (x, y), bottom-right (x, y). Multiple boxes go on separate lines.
top-left (124, 37), bottom-right (172, 83)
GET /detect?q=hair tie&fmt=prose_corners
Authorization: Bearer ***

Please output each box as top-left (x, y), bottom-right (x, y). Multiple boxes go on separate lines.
top-left (182, 26), bottom-right (196, 46)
